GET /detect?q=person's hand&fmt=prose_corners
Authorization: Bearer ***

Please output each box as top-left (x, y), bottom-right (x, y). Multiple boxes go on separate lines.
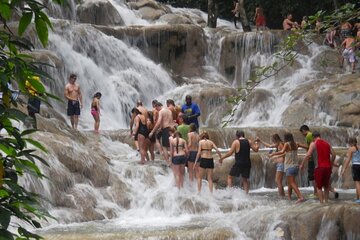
top-left (299, 164), bottom-right (304, 171)
top-left (149, 131), bottom-right (153, 138)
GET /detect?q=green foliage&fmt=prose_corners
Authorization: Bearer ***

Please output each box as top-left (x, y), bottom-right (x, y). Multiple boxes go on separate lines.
top-left (0, 0), bottom-right (65, 239)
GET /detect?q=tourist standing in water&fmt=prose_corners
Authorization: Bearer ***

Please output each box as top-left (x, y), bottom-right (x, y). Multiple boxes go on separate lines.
top-left (341, 137), bottom-right (360, 201)
top-left (195, 131), bottom-right (221, 193)
top-left (146, 111), bottom-right (156, 161)
top-left (220, 130), bottom-right (259, 193)
top-left (181, 95), bottom-right (201, 131)
top-left (232, 1), bottom-right (240, 29)
top-left (64, 74), bottom-right (82, 130)
top-left (297, 125), bottom-right (316, 196)
top-left (271, 132), bottom-right (304, 203)
top-left (187, 123), bottom-right (200, 182)
top-left (132, 108), bottom-right (149, 165)
top-left (130, 100), bottom-right (149, 152)
top-left (149, 101), bottom-right (174, 165)
top-left (257, 134), bottom-right (285, 197)
top-left (300, 131), bottom-right (336, 203)
top-left (170, 131), bottom-right (188, 189)
top-left (90, 92), bottom-right (102, 134)
top-left (176, 113), bottom-right (190, 143)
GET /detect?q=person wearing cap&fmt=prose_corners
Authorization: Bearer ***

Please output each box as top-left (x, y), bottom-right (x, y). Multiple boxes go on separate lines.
top-left (181, 95), bottom-right (201, 130)
top-left (300, 131), bottom-right (336, 203)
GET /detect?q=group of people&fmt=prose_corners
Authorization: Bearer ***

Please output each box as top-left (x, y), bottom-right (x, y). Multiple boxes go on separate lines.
top-left (283, 14), bottom-right (360, 74)
top-left (232, 1), bottom-right (266, 31)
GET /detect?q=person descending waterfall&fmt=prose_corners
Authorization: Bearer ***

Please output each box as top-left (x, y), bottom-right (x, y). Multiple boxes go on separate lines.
top-left (220, 130), bottom-right (259, 193)
top-left (270, 133), bottom-right (305, 203)
top-left (195, 131), bottom-right (222, 193)
top-left (181, 95), bottom-right (201, 131)
top-left (300, 131), bottom-right (336, 204)
top-left (257, 134), bottom-right (285, 197)
top-left (132, 108), bottom-right (149, 165)
top-left (90, 92), bottom-right (102, 134)
top-left (341, 137), bottom-right (360, 201)
top-left (64, 74), bottom-right (82, 130)
top-left (187, 123), bottom-right (200, 182)
top-left (297, 125), bottom-right (316, 197)
top-left (170, 131), bottom-right (188, 189)
top-left (149, 101), bottom-right (174, 166)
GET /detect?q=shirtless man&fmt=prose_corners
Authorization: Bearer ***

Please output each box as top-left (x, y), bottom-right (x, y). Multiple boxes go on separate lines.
top-left (283, 14), bottom-right (299, 31)
top-left (64, 74), bottom-right (82, 129)
top-left (149, 102), bottom-right (174, 164)
top-left (341, 36), bottom-right (357, 73)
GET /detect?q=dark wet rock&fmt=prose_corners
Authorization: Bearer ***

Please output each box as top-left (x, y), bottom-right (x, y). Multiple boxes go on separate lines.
top-left (77, 0), bottom-right (124, 26)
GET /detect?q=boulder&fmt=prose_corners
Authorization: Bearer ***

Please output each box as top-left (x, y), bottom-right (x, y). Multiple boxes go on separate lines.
top-left (77, 0), bottom-right (124, 26)
top-left (158, 13), bottom-right (192, 25)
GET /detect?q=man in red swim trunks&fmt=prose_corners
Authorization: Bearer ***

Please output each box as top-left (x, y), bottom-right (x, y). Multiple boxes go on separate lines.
top-left (300, 131), bottom-right (336, 203)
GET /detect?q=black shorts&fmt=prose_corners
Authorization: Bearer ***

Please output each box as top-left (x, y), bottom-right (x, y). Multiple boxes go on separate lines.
top-left (172, 155), bottom-right (186, 165)
top-left (161, 127), bottom-right (170, 148)
top-left (199, 158), bottom-right (214, 169)
top-left (187, 151), bottom-right (198, 163)
top-left (230, 165), bottom-right (250, 179)
top-left (352, 165), bottom-right (360, 181)
top-left (308, 160), bottom-right (315, 181)
top-left (67, 100), bottom-right (80, 116)
top-left (156, 130), bottom-right (162, 140)
top-left (27, 97), bottom-right (41, 116)
top-left (149, 132), bottom-right (156, 143)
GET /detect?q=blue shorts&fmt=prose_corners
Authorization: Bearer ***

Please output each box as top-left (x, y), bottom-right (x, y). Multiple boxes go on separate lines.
top-left (276, 163), bottom-right (284, 172)
top-left (286, 166), bottom-right (299, 177)
top-left (187, 151), bottom-right (197, 163)
top-left (172, 155), bottom-right (186, 165)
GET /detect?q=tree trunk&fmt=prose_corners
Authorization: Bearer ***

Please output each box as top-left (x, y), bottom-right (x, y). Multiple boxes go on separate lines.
top-left (333, 0), bottom-right (338, 9)
top-left (238, 0), bottom-right (251, 31)
top-left (207, 0), bottom-right (218, 28)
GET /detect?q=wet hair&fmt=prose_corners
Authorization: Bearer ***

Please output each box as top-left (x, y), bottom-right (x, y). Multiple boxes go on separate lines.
top-left (189, 123), bottom-right (197, 132)
top-left (147, 111), bottom-right (154, 124)
top-left (185, 95), bottom-right (192, 100)
top-left (166, 99), bottom-right (175, 106)
top-left (271, 134), bottom-right (283, 144)
top-left (200, 131), bottom-right (209, 140)
top-left (152, 99), bottom-right (158, 105)
top-left (236, 130), bottom-right (245, 138)
top-left (174, 131), bottom-right (182, 153)
top-left (312, 131), bottom-right (321, 138)
top-left (348, 137), bottom-right (358, 150)
top-left (284, 132), bottom-right (297, 150)
top-left (131, 107), bottom-right (141, 115)
top-left (155, 102), bottom-right (163, 107)
top-left (299, 125), bottom-right (310, 132)
top-left (70, 73), bottom-right (77, 79)
top-left (94, 92), bottom-right (102, 98)
top-left (136, 100), bottom-right (143, 107)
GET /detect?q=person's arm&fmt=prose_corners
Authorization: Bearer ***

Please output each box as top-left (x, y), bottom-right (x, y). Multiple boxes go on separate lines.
top-left (297, 142), bottom-right (309, 150)
top-left (341, 147), bottom-right (354, 176)
top-left (258, 138), bottom-right (275, 148)
top-left (187, 133), bottom-right (192, 149)
top-left (330, 146), bottom-right (336, 165)
top-left (149, 111), bottom-right (162, 137)
top-left (130, 113), bottom-right (135, 135)
top-left (169, 139), bottom-right (174, 158)
top-left (212, 142), bottom-right (222, 160)
top-left (184, 139), bottom-right (189, 157)
top-left (194, 142), bottom-right (202, 167)
top-left (249, 139), bottom-right (260, 152)
top-left (133, 116), bottom-right (140, 136)
top-left (96, 99), bottom-right (100, 115)
top-left (270, 143), bottom-right (288, 157)
top-left (219, 141), bottom-right (236, 163)
top-left (64, 85), bottom-right (72, 101)
top-left (78, 85), bottom-right (83, 108)
top-left (300, 142), bottom-right (315, 169)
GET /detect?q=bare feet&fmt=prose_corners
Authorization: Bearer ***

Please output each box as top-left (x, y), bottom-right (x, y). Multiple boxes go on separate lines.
top-left (295, 198), bottom-right (305, 204)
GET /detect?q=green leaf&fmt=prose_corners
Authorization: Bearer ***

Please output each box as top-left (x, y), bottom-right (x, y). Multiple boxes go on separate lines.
top-left (0, 189), bottom-right (10, 198)
top-left (0, 144), bottom-right (16, 156)
top-left (27, 77), bottom-right (45, 94)
top-left (0, 2), bottom-right (11, 20)
top-left (23, 138), bottom-right (48, 153)
top-left (18, 12), bottom-right (33, 36)
top-left (35, 17), bottom-right (48, 47)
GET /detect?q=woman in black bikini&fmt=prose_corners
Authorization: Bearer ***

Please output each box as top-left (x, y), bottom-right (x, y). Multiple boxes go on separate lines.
top-left (195, 131), bottom-right (222, 193)
top-left (132, 108), bottom-right (149, 165)
top-left (170, 131), bottom-right (188, 189)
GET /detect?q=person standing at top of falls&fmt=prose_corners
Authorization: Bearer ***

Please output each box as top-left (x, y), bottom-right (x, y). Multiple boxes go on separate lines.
top-left (219, 130), bottom-right (259, 194)
top-left (341, 35), bottom-right (357, 74)
top-left (181, 95), bottom-right (201, 131)
top-left (232, 0), bottom-right (241, 29)
top-left (195, 131), bottom-right (222, 194)
top-left (341, 137), bottom-right (360, 201)
top-left (90, 92), bottom-right (102, 134)
top-left (300, 131), bottom-right (336, 204)
top-left (64, 74), bottom-right (82, 130)
top-left (149, 101), bottom-right (174, 166)
top-left (297, 125), bottom-right (316, 196)
top-left (270, 132), bottom-right (305, 203)
top-left (254, 5), bottom-right (266, 31)
top-left (283, 14), bottom-right (299, 31)
top-left (257, 134), bottom-right (285, 197)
